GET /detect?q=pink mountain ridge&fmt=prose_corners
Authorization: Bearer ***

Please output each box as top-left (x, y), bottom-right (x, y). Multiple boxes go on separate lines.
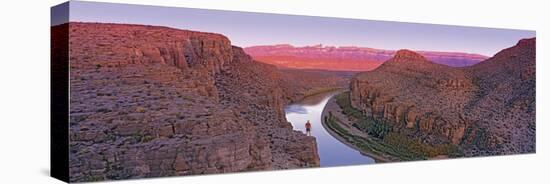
top-left (244, 44), bottom-right (489, 71)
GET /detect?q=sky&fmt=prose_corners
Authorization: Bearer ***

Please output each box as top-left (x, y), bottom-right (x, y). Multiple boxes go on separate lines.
top-left (52, 1), bottom-right (535, 56)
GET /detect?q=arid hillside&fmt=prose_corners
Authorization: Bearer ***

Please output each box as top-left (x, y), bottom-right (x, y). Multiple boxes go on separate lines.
top-left (54, 22), bottom-right (349, 182)
top-left (349, 38), bottom-right (535, 156)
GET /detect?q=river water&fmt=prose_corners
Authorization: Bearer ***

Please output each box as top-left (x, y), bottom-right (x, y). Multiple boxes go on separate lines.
top-left (284, 92), bottom-right (375, 167)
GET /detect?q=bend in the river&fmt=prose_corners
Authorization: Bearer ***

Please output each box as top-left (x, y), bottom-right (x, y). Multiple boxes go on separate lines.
top-left (284, 91), bottom-right (375, 167)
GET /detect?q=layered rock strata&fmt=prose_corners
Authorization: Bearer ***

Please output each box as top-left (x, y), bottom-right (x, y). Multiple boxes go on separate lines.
top-left (56, 22), bottom-right (322, 182)
top-left (350, 39), bottom-right (535, 156)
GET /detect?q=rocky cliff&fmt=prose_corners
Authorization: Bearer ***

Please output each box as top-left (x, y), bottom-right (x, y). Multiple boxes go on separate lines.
top-left (349, 39), bottom-right (535, 156)
top-left (59, 22), bottom-right (320, 182)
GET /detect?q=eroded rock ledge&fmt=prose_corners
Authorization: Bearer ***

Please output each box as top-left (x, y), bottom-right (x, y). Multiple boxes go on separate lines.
top-left (349, 39), bottom-right (535, 156)
top-left (56, 22), bottom-right (322, 182)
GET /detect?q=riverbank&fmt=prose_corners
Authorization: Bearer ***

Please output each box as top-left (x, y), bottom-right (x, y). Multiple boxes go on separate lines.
top-left (320, 92), bottom-right (393, 163)
top-left (321, 92), bottom-right (460, 162)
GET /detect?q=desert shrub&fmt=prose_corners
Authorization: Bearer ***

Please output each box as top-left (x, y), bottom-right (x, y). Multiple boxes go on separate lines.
top-left (131, 133), bottom-right (154, 143)
top-left (382, 132), bottom-right (461, 158)
top-left (473, 127), bottom-right (488, 149)
top-left (326, 112), bottom-right (350, 136)
top-left (135, 106), bottom-right (146, 113)
top-left (353, 117), bottom-right (391, 139)
top-left (335, 92), bottom-right (363, 119)
top-left (96, 108), bottom-right (111, 113)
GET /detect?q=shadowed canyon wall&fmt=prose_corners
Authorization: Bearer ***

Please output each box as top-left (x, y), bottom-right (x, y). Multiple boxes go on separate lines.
top-left (55, 22), bottom-right (330, 182)
top-left (349, 38), bottom-right (535, 156)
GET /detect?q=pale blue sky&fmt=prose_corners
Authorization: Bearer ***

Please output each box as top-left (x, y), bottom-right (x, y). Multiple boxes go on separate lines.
top-left (53, 1), bottom-right (535, 56)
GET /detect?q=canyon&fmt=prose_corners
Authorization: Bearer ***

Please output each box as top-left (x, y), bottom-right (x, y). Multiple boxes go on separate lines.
top-left (244, 44), bottom-right (488, 71)
top-left (349, 38), bottom-right (535, 156)
top-left (53, 22), bottom-right (535, 182)
top-left (55, 23), bottom-right (350, 182)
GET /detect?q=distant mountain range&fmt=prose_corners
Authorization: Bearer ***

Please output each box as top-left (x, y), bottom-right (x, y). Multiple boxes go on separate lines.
top-left (244, 44), bottom-right (488, 71)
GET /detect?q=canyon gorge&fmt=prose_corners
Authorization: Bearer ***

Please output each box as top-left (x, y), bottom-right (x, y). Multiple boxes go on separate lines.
top-left (53, 22), bottom-right (535, 182)
top-left (54, 23), bottom-right (350, 182)
top-left (348, 38), bottom-right (535, 157)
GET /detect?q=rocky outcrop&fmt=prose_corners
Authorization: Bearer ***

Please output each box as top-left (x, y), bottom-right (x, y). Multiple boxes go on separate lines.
top-left (463, 38), bottom-right (536, 155)
top-left (244, 44), bottom-right (487, 71)
top-left (350, 50), bottom-right (474, 146)
top-left (61, 22), bottom-right (320, 182)
top-left (216, 47), bottom-right (321, 167)
top-left (350, 39), bottom-right (535, 156)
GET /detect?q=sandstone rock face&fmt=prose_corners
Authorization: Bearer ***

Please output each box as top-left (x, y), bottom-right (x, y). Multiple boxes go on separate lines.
top-left (216, 47), bottom-right (321, 168)
top-left (350, 39), bottom-right (535, 156)
top-left (61, 22), bottom-right (320, 182)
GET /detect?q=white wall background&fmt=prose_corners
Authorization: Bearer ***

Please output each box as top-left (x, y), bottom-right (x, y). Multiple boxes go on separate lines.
top-left (0, 0), bottom-right (547, 183)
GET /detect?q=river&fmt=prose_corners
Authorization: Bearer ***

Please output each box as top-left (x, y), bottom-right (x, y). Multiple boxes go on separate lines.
top-left (284, 91), bottom-right (375, 167)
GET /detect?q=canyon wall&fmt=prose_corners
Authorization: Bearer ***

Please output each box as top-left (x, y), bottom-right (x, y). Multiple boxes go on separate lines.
top-left (349, 39), bottom-right (535, 156)
top-left (58, 23), bottom-right (321, 182)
